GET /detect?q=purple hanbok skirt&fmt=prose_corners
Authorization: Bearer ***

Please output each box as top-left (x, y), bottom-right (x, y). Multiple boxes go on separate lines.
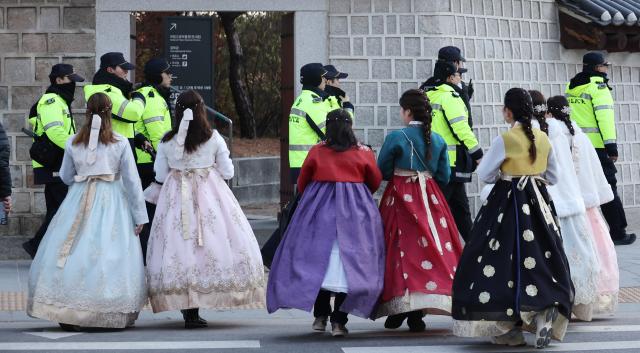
top-left (266, 181), bottom-right (385, 319)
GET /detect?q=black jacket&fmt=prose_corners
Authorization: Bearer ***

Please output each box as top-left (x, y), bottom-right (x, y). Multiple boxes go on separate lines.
top-left (0, 122), bottom-right (11, 198)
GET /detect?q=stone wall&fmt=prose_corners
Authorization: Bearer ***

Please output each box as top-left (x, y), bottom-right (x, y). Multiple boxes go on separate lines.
top-left (232, 157), bottom-right (280, 206)
top-left (328, 0), bottom-right (640, 213)
top-left (0, 0), bottom-right (95, 237)
top-left (2, 0), bottom-right (640, 241)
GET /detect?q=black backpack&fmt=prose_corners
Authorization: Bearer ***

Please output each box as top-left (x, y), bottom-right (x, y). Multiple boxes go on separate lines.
top-left (23, 103), bottom-right (65, 171)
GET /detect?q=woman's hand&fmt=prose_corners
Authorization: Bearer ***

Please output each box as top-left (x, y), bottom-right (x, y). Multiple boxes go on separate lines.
top-left (3, 196), bottom-right (11, 214)
top-left (134, 224), bottom-right (144, 236)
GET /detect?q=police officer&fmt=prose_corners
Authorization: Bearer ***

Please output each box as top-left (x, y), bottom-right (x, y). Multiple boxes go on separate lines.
top-left (420, 46), bottom-right (474, 127)
top-left (426, 61), bottom-right (482, 242)
top-left (323, 65), bottom-right (355, 117)
top-left (566, 52), bottom-right (635, 245)
top-left (288, 63), bottom-right (340, 183)
top-left (134, 57), bottom-right (173, 260)
top-left (22, 64), bottom-right (85, 258)
top-left (84, 52), bottom-right (146, 154)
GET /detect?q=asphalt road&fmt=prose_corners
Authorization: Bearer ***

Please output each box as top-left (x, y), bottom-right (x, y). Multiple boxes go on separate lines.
top-left (1, 303), bottom-right (640, 352)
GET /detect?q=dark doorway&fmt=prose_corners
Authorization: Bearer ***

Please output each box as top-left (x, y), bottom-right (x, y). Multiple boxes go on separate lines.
top-left (279, 13), bottom-right (294, 207)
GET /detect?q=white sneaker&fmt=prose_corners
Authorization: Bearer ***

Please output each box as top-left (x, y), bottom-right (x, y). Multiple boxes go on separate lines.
top-left (331, 322), bottom-right (349, 337)
top-left (312, 316), bottom-right (327, 331)
top-left (491, 328), bottom-right (526, 346)
top-left (535, 307), bottom-right (558, 348)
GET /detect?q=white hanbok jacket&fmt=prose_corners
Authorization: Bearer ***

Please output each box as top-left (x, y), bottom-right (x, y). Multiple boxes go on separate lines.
top-left (542, 119), bottom-right (586, 218)
top-left (561, 121), bottom-right (614, 208)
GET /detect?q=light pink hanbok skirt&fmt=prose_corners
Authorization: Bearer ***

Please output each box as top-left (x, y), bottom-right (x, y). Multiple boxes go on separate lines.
top-left (586, 207), bottom-right (619, 315)
top-left (146, 167), bottom-right (265, 313)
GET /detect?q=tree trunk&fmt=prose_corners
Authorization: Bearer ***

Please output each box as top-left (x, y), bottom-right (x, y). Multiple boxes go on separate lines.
top-left (220, 12), bottom-right (256, 139)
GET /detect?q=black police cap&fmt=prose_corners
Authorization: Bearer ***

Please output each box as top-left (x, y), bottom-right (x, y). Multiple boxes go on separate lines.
top-left (300, 63), bottom-right (327, 83)
top-left (438, 46), bottom-right (465, 62)
top-left (323, 65), bottom-right (348, 79)
top-left (144, 58), bottom-right (171, 75)
top-left (100, 52), bottom-right (135, 70)
top-left (583, 52), bottom-right (609, 66)
top-left (49, 63), bottom-right (85, 82)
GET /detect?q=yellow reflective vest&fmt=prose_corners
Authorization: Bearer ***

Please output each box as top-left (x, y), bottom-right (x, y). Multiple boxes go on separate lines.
top-left (83, 84), bottom-right (145, 139)
top-left (134, 86), bottom-right (172, 164)
top-left (426, 83), bottom-right (480, 168)
top-left (566, 76), bottom-right (616, 148)
top-left (28, 93), bottom-right (76, 169)
top-left (288, 89), bottom-right (340, 169)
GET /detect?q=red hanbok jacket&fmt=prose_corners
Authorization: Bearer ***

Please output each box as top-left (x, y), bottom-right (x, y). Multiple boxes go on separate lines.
top-left (297, 143), bottom-right (382, 194)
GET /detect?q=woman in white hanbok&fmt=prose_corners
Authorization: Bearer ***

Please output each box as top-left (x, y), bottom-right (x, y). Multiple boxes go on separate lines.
top-left (27, 93), bottom-right (148, 330)
top-left (547, 95), bottom-right (618, 316)
top-left (542, 94), bottom-right (600, 321)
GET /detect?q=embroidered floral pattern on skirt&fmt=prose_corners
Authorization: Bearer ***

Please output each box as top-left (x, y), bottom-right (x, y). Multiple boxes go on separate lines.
top-left (146, 168), bottom-right (265, 313)
top-left (28, 180), bottom-right (147, 328)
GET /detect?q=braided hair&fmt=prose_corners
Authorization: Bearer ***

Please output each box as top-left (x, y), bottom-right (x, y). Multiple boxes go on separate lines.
top-left (505, 88), bottom-right (537, 163)
top-left (547, 95), bottom-right (575, 136)
top-left (399, 89), bottom-right (433, 161)
top-left (528, 90), bottom-right (549, 135)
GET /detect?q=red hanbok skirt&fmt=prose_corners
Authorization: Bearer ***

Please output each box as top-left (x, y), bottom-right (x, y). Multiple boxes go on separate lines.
top-left (375, 170), bottom-right (462, 318)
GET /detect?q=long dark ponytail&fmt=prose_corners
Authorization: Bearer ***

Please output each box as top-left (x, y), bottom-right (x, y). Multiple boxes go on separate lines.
top-left (399, 89), bottom-right (433, 161)
top-left (505, 88), bottom-right (536, 163)
top-left (547, 95), bottom-right (575, 136)
top-left (528, 90), bottom-right (549, 135)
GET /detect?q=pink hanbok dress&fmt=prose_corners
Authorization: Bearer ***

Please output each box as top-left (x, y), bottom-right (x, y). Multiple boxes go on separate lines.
top-left (146, 130), bottom-right (265, 313)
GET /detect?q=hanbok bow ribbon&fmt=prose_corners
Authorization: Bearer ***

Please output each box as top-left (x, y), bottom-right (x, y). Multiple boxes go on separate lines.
top-left (394, 168), bottom-right (444, 255)
top-left (57, 174), bottom-right (117, 268)
top-left (176, 109), bottom-right (193, 159)
top-left (86, 114), bottom-right (101, 165)
top-left (516, 175), bottom-right (559, 232)
top-left (179, 167), bottom-right (212, 247)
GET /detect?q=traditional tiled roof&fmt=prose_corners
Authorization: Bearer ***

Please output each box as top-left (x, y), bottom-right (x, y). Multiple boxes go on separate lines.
top-left (557, 0), bottom-right (640, 26)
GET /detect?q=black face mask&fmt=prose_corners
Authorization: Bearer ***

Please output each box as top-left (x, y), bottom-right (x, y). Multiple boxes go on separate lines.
top-left (93, 68), bottom-right (133, 97)
top-left (47, 81), bottom-right (76, 107)
top-left (155, 85), bottom-right (172, 100)
top-left (324, 84), bottom-right (346, 99)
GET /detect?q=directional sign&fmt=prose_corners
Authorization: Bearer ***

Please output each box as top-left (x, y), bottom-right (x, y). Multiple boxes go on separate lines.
top-left (164, 17), bottom-right (214, 107)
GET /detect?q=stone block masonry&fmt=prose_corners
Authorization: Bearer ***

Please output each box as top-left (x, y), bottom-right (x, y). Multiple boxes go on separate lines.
top-left (0, 0), bottom-right (96, 237)
top-left (329, 0), bottom-right (640, 214)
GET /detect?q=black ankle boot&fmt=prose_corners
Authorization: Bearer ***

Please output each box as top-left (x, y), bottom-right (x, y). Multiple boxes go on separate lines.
top-left (193, 308), bottom-right (207, 325)
top-left (384, 313), bottom-right (408, 329)
top-left (407, 310), bottom-right (426, 332)
top-left (182, 308), bottom-right (207, 329)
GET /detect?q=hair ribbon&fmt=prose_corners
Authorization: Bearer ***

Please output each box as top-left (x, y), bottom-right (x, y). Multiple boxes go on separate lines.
top-left (87, 114), bottom-right (101, 165)
top-left (176, 108), bottom-right (193, 158)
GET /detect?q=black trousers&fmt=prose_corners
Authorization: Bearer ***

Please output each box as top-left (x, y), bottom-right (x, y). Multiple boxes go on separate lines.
top-left (440, 180), bottom-right (473, 242)
top-left (596, 149), bottom-right (628, 239)
top-left (313, 290), bottom-right (348, 325)
top-left (137, 163), bottom-right (156, 264)
top-left (28, 182), bottom-right (68, 250)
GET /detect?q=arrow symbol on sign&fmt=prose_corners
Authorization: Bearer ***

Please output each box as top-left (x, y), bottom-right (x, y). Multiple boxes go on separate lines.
top-left (170, 23), bottom-right (177, 30)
